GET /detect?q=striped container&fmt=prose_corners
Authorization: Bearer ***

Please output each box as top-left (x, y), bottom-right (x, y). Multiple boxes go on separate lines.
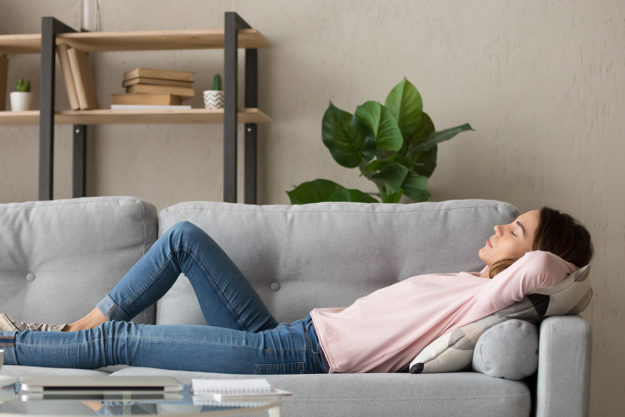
top-left (202, 90), bottom-right (224, 109)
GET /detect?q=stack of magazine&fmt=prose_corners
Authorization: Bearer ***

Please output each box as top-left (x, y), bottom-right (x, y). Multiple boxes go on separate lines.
top-left (191, 378), bottom-right (292, 407)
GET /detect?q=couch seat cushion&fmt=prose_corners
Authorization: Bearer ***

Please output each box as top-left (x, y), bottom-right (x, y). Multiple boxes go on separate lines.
top-left (111, 367), bottom-right (530, 417)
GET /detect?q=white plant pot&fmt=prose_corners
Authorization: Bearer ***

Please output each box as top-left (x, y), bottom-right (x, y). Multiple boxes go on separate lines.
top-left (10, 91), bottom-right (33, 111)
top-left (202, 90), bottom-right (224, 109)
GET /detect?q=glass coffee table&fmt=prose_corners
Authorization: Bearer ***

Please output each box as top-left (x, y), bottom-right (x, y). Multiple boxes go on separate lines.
top-left (0, 382), bottom-right (282, 417)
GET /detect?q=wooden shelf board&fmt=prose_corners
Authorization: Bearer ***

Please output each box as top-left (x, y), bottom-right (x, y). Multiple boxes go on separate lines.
top-left (0, 34), bottom-right (41, 54)
top-left (58, 29), bottom-right (271, 51)
top-left (0, 108), bottom-right (271, 125)
top-left (0, 29), bottom-right (270, 54)
top-left (0, 110), bottom-right (40, 125)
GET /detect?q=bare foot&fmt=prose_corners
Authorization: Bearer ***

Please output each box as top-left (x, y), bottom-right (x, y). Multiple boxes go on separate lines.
top-left (64, 308), bottom-right (108, 332)
top-left (81, 400), bottom-right (105, 412)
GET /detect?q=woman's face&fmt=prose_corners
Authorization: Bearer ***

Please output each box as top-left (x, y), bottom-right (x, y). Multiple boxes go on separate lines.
top-left (478, 210), bottom-right (540, 267)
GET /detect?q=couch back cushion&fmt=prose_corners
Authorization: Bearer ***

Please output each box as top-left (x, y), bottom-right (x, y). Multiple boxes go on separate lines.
top-left (0, 196), bottom-right (157, 324)
top-left (156, 199), bottom-right (518, 324)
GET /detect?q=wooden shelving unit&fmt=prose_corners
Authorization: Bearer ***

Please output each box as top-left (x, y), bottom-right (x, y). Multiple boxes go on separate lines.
top-left (0, 29), bottom-right (271, 53)
top-left (0, 34), bottom-right (41, 53)
top-left (0, 13), bottom-right (270, 203)
top-left (0, 108), bottom-right (271, 125)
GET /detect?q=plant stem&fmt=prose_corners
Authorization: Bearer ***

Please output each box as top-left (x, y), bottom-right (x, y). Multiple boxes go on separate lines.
top-left (358, 159), bottom-right (386, 198)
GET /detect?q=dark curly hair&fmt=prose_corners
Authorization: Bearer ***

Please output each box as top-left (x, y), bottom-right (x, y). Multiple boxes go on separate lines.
top-left (488, 207), bottom-right (594, 278)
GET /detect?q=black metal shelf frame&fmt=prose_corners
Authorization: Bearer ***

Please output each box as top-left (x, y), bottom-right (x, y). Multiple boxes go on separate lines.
top-left (38, 11), bottom-right (259, 203)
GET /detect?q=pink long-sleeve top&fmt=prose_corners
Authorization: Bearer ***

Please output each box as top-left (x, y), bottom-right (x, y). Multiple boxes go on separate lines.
top-left (310, 250), bottom-right (578, 373)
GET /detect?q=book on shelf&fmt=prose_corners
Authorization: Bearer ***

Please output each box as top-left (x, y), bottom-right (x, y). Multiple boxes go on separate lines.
top-left (124, 68), bottom-right (194, 82)
top-left (110, 104), bottom-right (191, 110)
top-left (56, 44), bottom-right (80, 110)
top-left (0, 54), bottom-right (7, 111)
top-left (112, 93), bottom-right (182, 105)
top-left (67, 47), bottom-right (100, 110)
top-left (122, 77), bottom-right (193, 88)
top-left (191, 378), bottom-right (292, 403)
top-left (126, 83), bottom-right (195, 98)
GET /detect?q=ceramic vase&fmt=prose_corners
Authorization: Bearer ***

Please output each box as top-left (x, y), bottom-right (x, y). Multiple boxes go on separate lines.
top-left (203, 90), bottom-right (224, 109)
top-left (10, 91), bottom-right (32, 111)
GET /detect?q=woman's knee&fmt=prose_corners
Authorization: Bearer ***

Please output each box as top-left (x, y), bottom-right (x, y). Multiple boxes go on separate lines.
top-left (94, 320), bottom-right (137, 339)
top-left (167, 221), bottom-right (207, 243)
top-left (94, 320), bottom-right (123, 333)
top-left (170, 220), bottom-right (200, 234)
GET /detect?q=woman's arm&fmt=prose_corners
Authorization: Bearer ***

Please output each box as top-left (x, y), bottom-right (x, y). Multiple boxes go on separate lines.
top-left (473, 250), bottom-right (578, 313)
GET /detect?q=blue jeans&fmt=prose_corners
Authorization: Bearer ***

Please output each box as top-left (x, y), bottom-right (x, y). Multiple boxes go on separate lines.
top-left (1, 221), bottom-right (328, 374)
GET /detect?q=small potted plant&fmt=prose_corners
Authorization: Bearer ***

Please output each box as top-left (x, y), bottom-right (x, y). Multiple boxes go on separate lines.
top-left (10, 78), bottom-right (32, 111)
top-left (202, 74), bottom-right (224, 109)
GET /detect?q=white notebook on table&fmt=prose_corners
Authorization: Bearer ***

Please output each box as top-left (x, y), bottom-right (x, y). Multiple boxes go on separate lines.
top-left (191, 378), bottom-right (292, 402)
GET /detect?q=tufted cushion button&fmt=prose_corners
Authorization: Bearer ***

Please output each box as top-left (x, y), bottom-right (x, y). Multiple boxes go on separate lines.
top-left (270, 282), bottom-right (281, 291)
top-left (25, 272), bottom-right (35, 282)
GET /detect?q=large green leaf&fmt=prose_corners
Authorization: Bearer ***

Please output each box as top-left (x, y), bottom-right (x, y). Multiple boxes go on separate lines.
top-left (363, 153), bottom-right (423, 174)
top-left (287, 179), bottom-right (341, 204)
top-left (401, 171), bottom-right (430, 202)
top-left (354, 101), bottom-right (403, 151)
top-left (411, 123), bottom-right (474, 152)
top-left (328, 188), bottom-right (379, 203)
top-left (287, 179), bottom-right (378, 204)
top-left (401, 112), bottom-right (437, 177)
top-left (349, 115), bottom-right (376, 162)
top-left (322, 102), bottom-right (375, 168)
top-left (382, 191), bottom-right (403, 203)
top-left (409, 146), bottom-right (438, 178)
top-left (371, 162), bottom-right (409, 195)
top-left (403, 112), bottom-right (435, 153)
top-left (385, 78), bottom-right (423, 138)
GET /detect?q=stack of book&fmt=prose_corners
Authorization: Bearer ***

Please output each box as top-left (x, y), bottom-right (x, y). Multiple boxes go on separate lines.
top-left (57, 44), bottom-right (100, 110)
top-left (111, 68), bottom-right (195, 109)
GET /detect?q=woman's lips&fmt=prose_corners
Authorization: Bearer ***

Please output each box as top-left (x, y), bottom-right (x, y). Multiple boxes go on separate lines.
top-left (487, 239), bottom-right (493, 248)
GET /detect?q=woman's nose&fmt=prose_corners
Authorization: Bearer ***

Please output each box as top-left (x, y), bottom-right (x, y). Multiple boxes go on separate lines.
top-left (494, 225), bottom-right (502, 235)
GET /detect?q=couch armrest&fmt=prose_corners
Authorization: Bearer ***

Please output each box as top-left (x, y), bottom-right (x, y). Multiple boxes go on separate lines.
top-left (536, 316), bottom-right (591, 417)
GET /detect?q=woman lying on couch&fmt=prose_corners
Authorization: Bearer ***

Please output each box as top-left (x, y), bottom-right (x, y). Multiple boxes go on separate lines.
top-left (0, 207), bottom-right (593, 374)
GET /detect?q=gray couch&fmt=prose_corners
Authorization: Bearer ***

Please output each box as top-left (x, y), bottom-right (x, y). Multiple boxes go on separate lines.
top-left (0, 196), bottom-right (591, 417)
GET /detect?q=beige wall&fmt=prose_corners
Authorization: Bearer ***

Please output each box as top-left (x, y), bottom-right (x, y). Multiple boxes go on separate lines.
top-left (1, 0), bottom-right (624, 415)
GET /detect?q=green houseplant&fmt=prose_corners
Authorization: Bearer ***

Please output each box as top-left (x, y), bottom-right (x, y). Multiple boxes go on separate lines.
top-left (10, 78), bottom-right (32, 112)
top-left (202, 74), bottom-right (223, 109)
top-left (287, 78), bottom-right (473, 204)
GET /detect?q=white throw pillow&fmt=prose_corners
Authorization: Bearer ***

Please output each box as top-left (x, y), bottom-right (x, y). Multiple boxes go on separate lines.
top-left (409, 265), bottom-right (591, 374)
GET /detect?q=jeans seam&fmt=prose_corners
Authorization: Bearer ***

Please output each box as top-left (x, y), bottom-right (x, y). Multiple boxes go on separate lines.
top-left (106, 305), bottom-right (117, 318)
top-left (176, 246), bottom-right (249, 331)
top-left (262, 348), bottom-right (307, 353)
top-left (253, 361), bottom-right (305, 374)
top-left (119, 253), bottom-right (174, 315)
top-left (17, 334), bottom-right (264, 350)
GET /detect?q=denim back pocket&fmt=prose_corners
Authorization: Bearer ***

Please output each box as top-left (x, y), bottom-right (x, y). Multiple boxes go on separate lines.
top-left (253, 362), bottom-right (305, 375)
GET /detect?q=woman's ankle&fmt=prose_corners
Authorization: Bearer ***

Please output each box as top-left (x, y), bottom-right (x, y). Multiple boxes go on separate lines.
top-left (64, 308), bottom-right (108, 332)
